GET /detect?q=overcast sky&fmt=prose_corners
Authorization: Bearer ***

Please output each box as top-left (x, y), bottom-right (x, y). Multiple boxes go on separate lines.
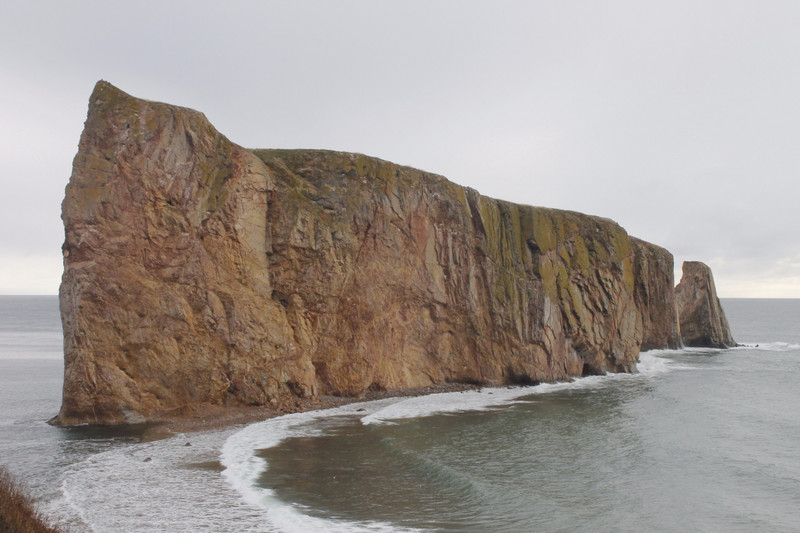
top-left (2, 1), bottom-right (799, 297)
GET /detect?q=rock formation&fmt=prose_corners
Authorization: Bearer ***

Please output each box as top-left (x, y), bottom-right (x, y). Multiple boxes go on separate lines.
top-left (54, 81), bottom-right (730, 425)
top-left (676, 261), bottom-right (736, 348)
top-left (630, 238), bottom-right (681, 351)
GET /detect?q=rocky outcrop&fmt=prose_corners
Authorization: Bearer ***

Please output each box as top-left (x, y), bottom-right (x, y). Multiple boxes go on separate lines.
top-left (630, 238), bottom-right (681, 351)
top-left (54, 82), bottom-right (724, 425)
top-left (676, 261), bottom-right (736, 348)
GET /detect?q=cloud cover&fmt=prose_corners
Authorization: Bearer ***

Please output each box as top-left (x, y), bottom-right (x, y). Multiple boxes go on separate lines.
top-left (2, 1), bottom-right (799, 296)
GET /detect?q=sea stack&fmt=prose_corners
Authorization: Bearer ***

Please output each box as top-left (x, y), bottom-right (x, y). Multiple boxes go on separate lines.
top-left (54, 81), bottom-right (731, 425)
top-left (676, 261), bottom-right (736, 348)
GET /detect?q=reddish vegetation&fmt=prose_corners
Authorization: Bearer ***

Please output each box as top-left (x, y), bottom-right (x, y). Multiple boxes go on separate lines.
top-left (0, 468), bottom-right (59, 533)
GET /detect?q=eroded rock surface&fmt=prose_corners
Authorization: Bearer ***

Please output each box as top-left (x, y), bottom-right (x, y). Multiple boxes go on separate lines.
top-left (630, 238), bottom-right (681, 351)
top-left (55, 82), bottom-right (719, 425)
top-left (676, 261), bottom-right (736, 348)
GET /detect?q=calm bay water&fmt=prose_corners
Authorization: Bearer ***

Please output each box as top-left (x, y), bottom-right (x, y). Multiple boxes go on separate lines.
top-left (0, 296), bottom-right (798, 532)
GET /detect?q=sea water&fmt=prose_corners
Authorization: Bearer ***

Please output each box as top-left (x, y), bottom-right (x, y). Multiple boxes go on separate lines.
top-left (1, 296), bottom-right (799, 532)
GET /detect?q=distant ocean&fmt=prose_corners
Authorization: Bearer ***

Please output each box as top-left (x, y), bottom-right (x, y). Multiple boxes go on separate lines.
top-left (1, 296), bottom-right (799, 532)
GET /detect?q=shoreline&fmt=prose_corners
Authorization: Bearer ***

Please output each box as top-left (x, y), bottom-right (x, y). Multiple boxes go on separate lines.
top-left (58, 346), bottom-right (712, 440)
top-left (138, 382), bottom-right (485, 441)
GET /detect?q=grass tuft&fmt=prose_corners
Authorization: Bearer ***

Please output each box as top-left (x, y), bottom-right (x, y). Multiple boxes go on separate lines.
top-left (0, 467), bottom-right (59, 533)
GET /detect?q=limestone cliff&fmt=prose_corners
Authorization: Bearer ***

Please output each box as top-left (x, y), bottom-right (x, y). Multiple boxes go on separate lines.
top-left (55, 82), bottom-right (721, 425)
top-left (676, 261), bottom-right (736, 348)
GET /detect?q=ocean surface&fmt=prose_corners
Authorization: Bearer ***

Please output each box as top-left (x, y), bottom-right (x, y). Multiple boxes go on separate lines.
top-left (1, 296), bottom-right (799, 532)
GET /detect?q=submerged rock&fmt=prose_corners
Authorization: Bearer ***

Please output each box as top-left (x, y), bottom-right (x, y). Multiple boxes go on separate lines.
top-left (676, 261), bottom-right (736, 348)
top-left (54, 81), bottom-right (727, 425)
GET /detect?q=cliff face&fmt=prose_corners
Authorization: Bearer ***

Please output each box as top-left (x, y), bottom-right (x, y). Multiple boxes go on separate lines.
top-left (57, 82), bottom-right (304, 424)
top-left (630, 238), bottom-right (681, 351)
top-left (676, 261), bottom-right (736, 348)
top-left (55, 82), bottom-right (719, 425)
top-left (259, 148), bottom-right (646, 393)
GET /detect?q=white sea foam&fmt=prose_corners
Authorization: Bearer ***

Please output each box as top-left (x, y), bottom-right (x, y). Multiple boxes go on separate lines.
top-left (40, 350), bottom-right (699, 532)
top-left (360, 385), bottom-right (547, 426)
top-left (219, 350), bottom-right (685, 532)
top-left (360, 351), bottom-right (677, 425)
top-left (638, 349), bottom-right (679, 372)
top-left (49, 428), bottom-right (274, 532)
top-left (733, 341), bottom-right (800, 352)
top-left (45, 351), bottom-right (690, 533)
top-left (671, 341), bottom-right (800, 354)
top-left (12, 299), bottom-right (797, 532)
top-left (220, 400), bottom-right (424, 532)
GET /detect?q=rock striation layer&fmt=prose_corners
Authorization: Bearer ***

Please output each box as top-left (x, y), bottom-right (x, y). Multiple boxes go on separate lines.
top-left (630, 238), bottom-right (681, 351)
top-left (676, 261), bottom-right (736, 348)
top-left (55, 82), bottom-right (730, 425)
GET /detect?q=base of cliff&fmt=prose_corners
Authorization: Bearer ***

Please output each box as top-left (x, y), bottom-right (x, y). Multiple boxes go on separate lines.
top-left (48, 382), bottom-right (486, 431)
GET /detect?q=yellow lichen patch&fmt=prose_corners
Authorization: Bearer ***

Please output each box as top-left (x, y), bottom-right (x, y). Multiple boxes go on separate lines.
top-left (539, 256), bottom-right (557, 298)
top-left (611, 228), bottom-right (631, 263)
top-left (573, 236), bottom-right (591, 274)
top-left (196, 136), bottom-right (234, 213)
top-left (372, 160), bottom-right (399, 182)
top-left (558, 244), bottom-right (571, 265)
top-left (532, 210), bottom-right (557, 252)
top-left (477, 197), bottom-right (500, 247)
top-left (505, 203), bottom-right (524, 264)
top-left (455, 185), bottom-right (471, 215)
top-left (555, 261), bottom-right (569, 298)
top-left (621, 256), bottom-right (635, 294)
top-left (567, 281), bottom-right (586, 326)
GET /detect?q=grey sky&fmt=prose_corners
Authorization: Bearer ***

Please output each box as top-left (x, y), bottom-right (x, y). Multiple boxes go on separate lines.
top-left (2, 1), bottom-right (799, 296)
